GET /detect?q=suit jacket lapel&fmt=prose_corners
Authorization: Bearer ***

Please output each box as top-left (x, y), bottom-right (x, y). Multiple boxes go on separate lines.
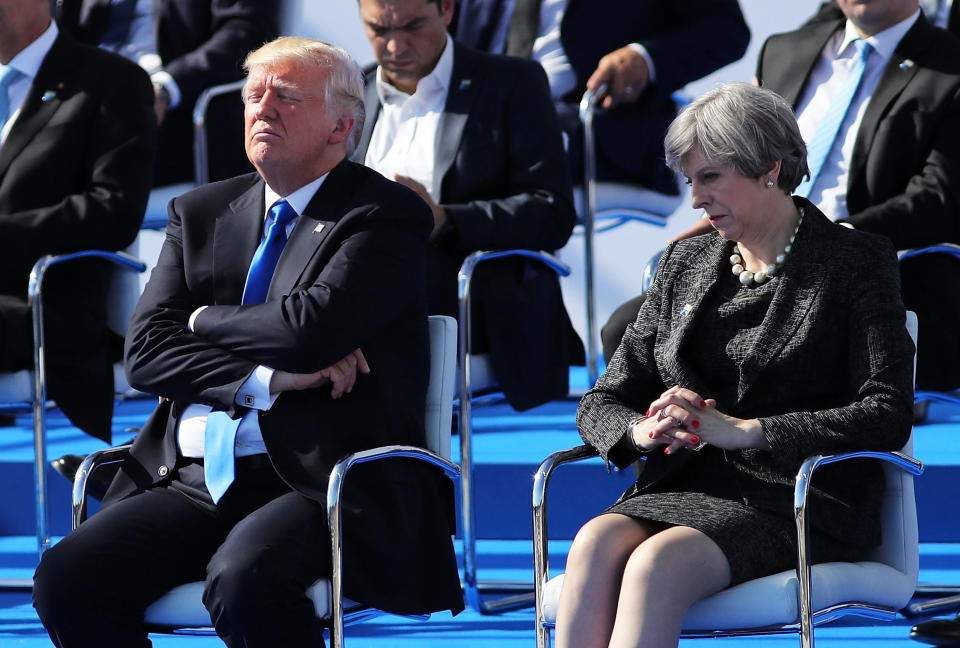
top-left (435, 43), bottom-right (478, 195)
top-left (0, 36), bottom-right (73, 178)
top-left (657, 236), bottom-right (727, 397)
top-left (849, 15), bottom-right (927, 186)
top-left (765, 19), bottom-right (841, 108)
top-left (735, 204), bottom-right (829, 403)
top-left (213, 179), bottom-right (264, 304)
top-left (266, 162), bottom-right (350, 299)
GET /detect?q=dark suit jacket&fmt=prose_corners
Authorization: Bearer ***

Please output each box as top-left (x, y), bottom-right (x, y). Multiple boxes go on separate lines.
top-left (578, 201), bottom-right (914, 546)
top-left (109, 161), bottom-right (464, 616)
top-left (352, 43), bottom-right (583, 411)
top-left (0, 33), bottom-right (155, 441)
top-left (758, 13), bottom-right (960, 389)
top-left (54, 0), bottom-right (281, 186)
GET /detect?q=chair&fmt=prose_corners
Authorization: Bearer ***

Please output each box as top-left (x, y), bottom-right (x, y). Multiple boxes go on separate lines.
top-left (72, 315), bottom-right (461, 648)
top-left (0, 247), bottom-right (147, 567)
top-left (576, 87), bottom-right (685, 385)
top-left (533, 313), bottom-right (922, 648)
top-left (456, 249), bottom-right (573, 614)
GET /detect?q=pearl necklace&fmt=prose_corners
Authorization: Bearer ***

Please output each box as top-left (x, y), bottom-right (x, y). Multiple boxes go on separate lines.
top-left (730, 208), bottom-right (804, 286)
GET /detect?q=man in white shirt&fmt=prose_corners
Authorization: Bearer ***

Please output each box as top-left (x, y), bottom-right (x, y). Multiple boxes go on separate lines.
top-left (756, 0), bottom-right (960, 393)
top-left (353, 0), bottom-right (584, 411)
top-left (0, 0), bottom-right (154, 440)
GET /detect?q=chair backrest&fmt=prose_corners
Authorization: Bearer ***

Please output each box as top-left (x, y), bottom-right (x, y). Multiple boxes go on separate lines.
top-left (106, 239), bottom-right (143, 337)
top-left (426, 316), bottom-right (457, 460)
top-left (866, 310), bottom-right (918, 582)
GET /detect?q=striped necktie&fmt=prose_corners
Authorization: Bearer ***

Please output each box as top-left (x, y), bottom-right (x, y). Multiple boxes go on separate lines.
top-left (796, 38), bottom-right (872, 198)
top-left (203, 199), bottom-right (298, 503)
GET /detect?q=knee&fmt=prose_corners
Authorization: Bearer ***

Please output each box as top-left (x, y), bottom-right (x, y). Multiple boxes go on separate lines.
top-left (566, 518), bottom-right (630, 574)
top-left (203, 545), bottom-right (297, 623)
top-left (33, 540), bottom-right (86, 625)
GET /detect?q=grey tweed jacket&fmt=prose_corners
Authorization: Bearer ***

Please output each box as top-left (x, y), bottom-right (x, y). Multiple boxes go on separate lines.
top-left (577, 198), bottom-right (915, 545)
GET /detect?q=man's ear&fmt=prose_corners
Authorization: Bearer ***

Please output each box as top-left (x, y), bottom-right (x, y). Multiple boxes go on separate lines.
top-left (328, 117), bottom-right (356, 146)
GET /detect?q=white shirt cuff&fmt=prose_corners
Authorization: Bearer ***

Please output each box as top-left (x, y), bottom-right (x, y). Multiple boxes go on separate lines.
top-left (150, 70), bottom-right (182, 109)
top-left (188, 305), bottom-right (208, 332)
top-left (627, 43), bottom-right (656, 84)
top-left (236, 365), bottom-right (279, 411)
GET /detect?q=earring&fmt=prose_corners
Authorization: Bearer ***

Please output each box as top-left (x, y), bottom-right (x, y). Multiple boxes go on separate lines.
top-left (766, 179), bottom-right (775, 188)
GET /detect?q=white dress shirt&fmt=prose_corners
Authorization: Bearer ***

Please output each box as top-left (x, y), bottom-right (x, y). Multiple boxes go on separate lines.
top-left (364, 35), bottom-right (454, 202)
top-left (178, 173), bottom-right (329, 459)
top-left (1, 20), bottom-right (58, 145)
top-left (795, 10), bottom-right (919, 222)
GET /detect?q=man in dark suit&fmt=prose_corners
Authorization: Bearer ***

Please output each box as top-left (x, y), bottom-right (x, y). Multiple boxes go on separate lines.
top-left (53, 0), bottom-right (281, 186)
top-left (32, 37), bottom-right (463, 647)
top-left (352, 0), bottom-right (582, 410)
top-left (756, 0), bottom-right (960, 391)
top-left (454, 0), bottom-right (750, 192)
top-left (0, 0), bottom-right (155, 440)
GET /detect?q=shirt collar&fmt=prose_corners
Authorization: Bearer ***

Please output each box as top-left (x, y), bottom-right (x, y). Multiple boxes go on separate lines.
top-left (263, 172), bottom-right (329, 218)
top-left (6, 20), bottom-right (58, 81)
top-left (375, 34), bottom-right (454, 105)
top-left (839, 8), bottom-right (920, 62)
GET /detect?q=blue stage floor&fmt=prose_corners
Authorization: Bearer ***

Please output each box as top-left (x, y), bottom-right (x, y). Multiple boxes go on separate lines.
top-left (1, 375), bottom-right (960, 647)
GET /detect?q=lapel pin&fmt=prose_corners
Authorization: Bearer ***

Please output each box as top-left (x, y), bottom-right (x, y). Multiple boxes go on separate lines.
top-left (41, 90), bottom-right (56, 102)
top-left (313, 223), bottom-right (325, 234)
top-left (459, 79), bottom-right (472, 90)
top-left (899, 59), bottom-right (915, 69)
top-left (680, 303), bottom-right (692, 317)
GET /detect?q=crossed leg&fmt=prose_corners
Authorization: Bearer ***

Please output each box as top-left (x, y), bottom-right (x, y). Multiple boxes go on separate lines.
top-left (555, 513), bottom-right (732, 648)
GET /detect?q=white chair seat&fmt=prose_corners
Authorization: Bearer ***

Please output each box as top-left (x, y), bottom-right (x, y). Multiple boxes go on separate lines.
top-left (144, 183), bottom-right (193, 230)
top-left (541, 559), bottom-right (914, 631)
top-left (144, 579), bottom-right (365, 627)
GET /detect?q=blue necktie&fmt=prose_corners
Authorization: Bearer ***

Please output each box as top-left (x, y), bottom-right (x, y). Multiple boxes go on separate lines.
top-left (796, 39), bottom-right (872, 198)
top-left (204, 199), bottom-right (298, 503)
top-left (0, 66), bottom-right (23, 133)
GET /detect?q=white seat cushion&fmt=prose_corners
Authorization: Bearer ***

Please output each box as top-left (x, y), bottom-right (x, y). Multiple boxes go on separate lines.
top-left (457, 353), bottom-right (497, 394)
top-left (144, 579), bottom-right (363, 627)
top-left (574, 183), bottom-right (683, 223)
top-left (541, 561), bottom-right (914, 631)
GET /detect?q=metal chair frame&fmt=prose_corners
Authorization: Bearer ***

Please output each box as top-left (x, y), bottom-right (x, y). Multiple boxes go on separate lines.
top-left (576, 87), bottom-right (684, 386)
top-left (532, 445), bottom-right (923, 648)
top-left (456, 249), bottom-right (571, 614)
top-left (0, 251), bottom-right (147, 566)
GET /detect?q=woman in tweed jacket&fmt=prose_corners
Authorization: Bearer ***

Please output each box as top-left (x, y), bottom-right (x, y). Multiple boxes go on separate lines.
top-left (555, 82), bottom-right (915, 648)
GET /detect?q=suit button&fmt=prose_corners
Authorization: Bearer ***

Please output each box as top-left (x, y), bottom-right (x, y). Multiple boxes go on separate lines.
top-left (158, 465), bottom-right (169, 477)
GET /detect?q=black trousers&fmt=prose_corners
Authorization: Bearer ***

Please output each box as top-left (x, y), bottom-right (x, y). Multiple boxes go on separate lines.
top-left (33, 456), bottom-right (333, 648)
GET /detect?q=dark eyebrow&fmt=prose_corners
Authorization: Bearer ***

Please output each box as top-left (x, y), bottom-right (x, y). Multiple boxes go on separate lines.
top-left (366, 16), bottom-right (428, 32)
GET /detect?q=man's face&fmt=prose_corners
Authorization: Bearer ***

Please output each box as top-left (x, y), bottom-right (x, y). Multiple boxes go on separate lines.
top-left (243, 60), bottom-right (346, 189)
top-left (836, 0), bottom-right (919, 36)
top-left (359, 0), bottom-right (453, 94)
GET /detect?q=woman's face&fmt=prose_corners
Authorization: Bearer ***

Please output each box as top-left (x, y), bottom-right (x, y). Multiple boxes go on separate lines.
top-left (682, 146), bottom-right (771, 243)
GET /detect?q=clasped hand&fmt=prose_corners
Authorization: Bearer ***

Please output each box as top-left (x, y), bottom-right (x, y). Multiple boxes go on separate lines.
top-left (631, 386), bottom-right (769, 455)
top-left (270, 348), bottom-right (370, 399)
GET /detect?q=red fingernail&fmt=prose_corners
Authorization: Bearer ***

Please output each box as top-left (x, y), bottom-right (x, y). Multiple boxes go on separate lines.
top-left (699, 400), bottom-right (707, 408)
top-left (664, 448), bottom-right (671, 455)
top-left (646, 408), bottom-right (651, 416)
top-left (691, 420), bottom-right (700, 429)
top-left (648, 431), bottom-right (654, 438)
top-left (690, 435), bottom-right (700, 445)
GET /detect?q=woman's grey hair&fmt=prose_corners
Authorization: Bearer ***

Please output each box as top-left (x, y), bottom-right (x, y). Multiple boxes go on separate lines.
top-left (243, 37), bottom-right (366, 155)
top-left (664, 82), bottom-right (809, 193)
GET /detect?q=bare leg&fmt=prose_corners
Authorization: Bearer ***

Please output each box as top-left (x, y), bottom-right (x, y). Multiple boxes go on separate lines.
top-left (608, 525), bottom-right (732, 648)
top-left (555, 514), bottom-right (658, 648)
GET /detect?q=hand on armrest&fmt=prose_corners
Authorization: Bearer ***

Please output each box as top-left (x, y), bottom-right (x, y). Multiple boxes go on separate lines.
top-left (270, 349), bottom-right (370, 399)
